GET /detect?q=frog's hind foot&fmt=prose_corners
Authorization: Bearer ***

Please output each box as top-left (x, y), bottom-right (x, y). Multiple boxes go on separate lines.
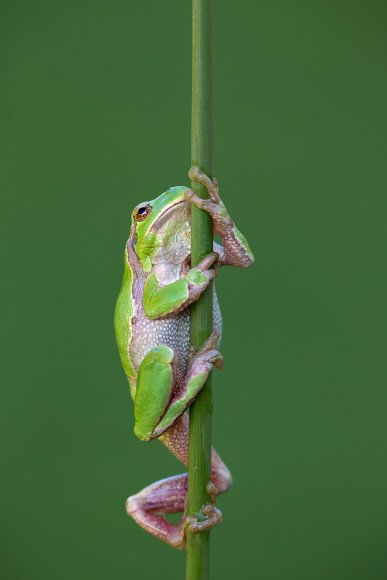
top-left (187, 507), bottom-right (223, 533)
top-left (186, 481), bottom-right (223, 533)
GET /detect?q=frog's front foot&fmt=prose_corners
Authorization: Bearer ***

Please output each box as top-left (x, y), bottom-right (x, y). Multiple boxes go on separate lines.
top-left (186, 251), bottom-right (220, 297)
top-left (186, 167), bottom-right (232, 237)
top-left (186, 165), bottom-right (255, 269)
top-left (188, 165), bottom-right (220, 200)
top-left (186, 482), bottom-right (223, 533)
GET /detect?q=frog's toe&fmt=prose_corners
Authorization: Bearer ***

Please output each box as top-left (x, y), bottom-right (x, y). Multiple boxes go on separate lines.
top-left (185, 189), bottom-right (232, 234)
top-left (187, 330), bottom-right (221, 362)
top-left (184, 189), bottom-right (213, 211)
top-left (188, 166), bottom-right (221, 203)
top-left (198, 329), bottom-right (221, 352)
top-left (196, 251), bottom-right (219, 272)
top-left (190, 348), bottom-right (223, 374)
top-left (187, 506), bottom-right (223, 533)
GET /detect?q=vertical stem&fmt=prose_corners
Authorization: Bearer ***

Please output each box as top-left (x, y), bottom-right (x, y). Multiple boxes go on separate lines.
top-left (186, 0), bottom-right (213, 579)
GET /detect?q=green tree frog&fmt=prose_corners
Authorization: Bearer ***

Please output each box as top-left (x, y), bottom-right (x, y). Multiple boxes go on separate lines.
top-left (114, 166), bottom-right (254, 549)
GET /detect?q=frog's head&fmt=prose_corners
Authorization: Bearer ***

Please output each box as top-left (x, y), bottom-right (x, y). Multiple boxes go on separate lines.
top-left (130, 186), bottom-right (191, 273)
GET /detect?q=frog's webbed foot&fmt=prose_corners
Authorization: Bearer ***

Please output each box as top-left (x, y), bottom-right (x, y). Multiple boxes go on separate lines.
top-left (185, 250), bottom-right (220, 303)
top-left (186, 166), bottom-right (254, 268)
top-left (186, 482), bottom-right (223, 534)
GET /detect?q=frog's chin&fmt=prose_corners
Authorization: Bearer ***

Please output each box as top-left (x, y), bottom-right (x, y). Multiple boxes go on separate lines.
top-left (152, 262), bottom-right (183, 285)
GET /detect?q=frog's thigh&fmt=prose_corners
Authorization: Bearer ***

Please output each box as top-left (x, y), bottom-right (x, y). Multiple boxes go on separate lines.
top-left (134, 345), bottom-right (175, 441)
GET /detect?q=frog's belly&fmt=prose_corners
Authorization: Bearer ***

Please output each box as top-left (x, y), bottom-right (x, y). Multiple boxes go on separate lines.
top-left (129, 289), bottom-right (222, 382)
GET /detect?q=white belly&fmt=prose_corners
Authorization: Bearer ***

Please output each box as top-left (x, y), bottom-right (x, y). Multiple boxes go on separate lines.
top-left (129, 287), bottom-right (222, 382)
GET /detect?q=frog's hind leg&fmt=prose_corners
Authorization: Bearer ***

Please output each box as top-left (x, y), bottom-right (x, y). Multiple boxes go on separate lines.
top-left (160, 413), bottom-right (232, 494)
top-left (160, 415), bottom-right (231, 538)
top-left (126, 473), bottom-right (187, 549)
top-left (126, 415), bottom-right (232, 549)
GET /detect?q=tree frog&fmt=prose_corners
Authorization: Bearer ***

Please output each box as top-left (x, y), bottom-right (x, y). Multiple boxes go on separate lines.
top-left (114, 166), bottom-right (254, 549)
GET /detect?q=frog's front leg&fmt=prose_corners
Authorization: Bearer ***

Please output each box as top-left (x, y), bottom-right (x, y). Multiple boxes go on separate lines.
top-left (133, 333), bottom-right (223, 442)
top-left (143, 251), bottom-right (219, 319)
top-left (186, 166), bottom-right (254, 269)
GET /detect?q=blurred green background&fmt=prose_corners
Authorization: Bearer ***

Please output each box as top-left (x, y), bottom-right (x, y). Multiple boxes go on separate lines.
top-left (1, 1), bottom-right (387, 578)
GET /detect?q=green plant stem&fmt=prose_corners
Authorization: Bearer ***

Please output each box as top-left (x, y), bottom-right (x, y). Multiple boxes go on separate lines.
top-left (186, 0), bottom-right (213, 579)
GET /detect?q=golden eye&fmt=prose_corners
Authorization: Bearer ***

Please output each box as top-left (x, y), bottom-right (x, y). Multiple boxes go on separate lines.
top-left (134, 203), bottom-right (152, 222)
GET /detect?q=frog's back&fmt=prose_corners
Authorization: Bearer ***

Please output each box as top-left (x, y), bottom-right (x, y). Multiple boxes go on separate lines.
top-left (114, 249), bottom-right (136, 386)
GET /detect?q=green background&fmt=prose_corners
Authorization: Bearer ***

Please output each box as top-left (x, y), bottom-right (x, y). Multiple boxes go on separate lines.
top-left (1, 1), bottom-right (387, 578)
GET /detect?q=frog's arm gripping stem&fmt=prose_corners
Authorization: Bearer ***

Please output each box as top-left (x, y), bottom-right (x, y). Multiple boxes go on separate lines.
top-left (142, 252), bottom-right (218, 319)
top-left (186, 166), bottom-right (254, 269)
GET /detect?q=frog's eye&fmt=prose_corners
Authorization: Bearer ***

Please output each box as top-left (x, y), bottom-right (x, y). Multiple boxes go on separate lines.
top-left (134, 203), bottom-right (152, 222)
